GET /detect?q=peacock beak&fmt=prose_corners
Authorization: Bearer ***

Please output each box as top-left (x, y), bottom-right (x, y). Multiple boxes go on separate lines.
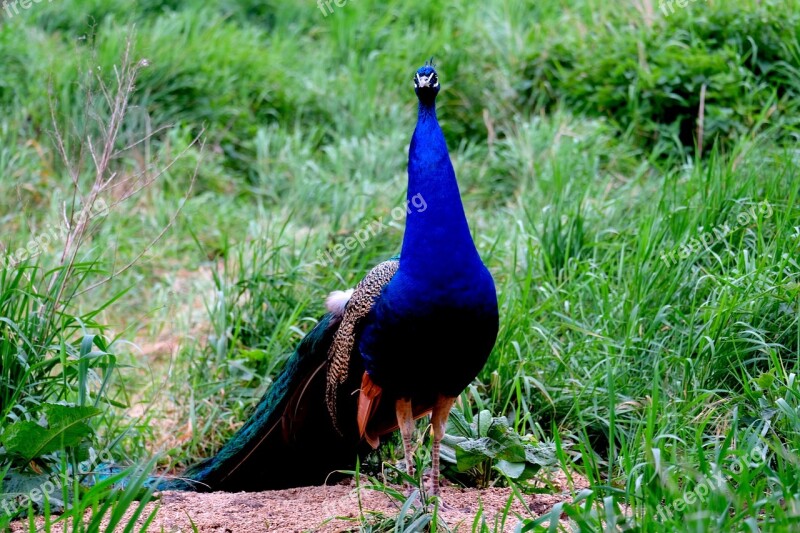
top-left (415, 73), bottom-right (437, 88)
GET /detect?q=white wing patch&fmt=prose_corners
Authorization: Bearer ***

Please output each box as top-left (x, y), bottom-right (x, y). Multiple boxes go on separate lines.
top-left (325, 289), bottom-right (354, 317)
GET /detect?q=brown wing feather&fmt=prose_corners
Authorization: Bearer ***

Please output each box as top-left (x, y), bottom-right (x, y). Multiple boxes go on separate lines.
top-left (356, 371), bottom-right (383, 448)
top-left (326, 259), bottom-right (399, 433)
top-left (364, 401), bottom-right (432, 447)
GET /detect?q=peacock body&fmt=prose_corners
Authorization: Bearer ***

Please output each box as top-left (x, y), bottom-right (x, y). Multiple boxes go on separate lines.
top-left (156, 62), bottom-right (498, 494)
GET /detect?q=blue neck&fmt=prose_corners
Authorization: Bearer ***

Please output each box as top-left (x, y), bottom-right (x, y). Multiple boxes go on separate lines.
top-left (400, 100), bottom-right (481, 277)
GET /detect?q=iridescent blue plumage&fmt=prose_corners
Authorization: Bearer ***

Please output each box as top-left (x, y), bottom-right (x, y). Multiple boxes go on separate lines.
top-left (359, 64), bottom-right (498, 398)
top-left (153, 63), bottom-right (498, 494)
top-left (356, 64), bottom-right (498, 494)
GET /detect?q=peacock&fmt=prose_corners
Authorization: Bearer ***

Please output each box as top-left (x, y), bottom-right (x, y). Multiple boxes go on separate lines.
top-left (156, 61), bottom-right (499, 495)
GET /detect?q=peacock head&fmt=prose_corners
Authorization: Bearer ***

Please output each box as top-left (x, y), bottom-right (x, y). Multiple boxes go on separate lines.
top-left (414, 60), bottom-right (440, 102)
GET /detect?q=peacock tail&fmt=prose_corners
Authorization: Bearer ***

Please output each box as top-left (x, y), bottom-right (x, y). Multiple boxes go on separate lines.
top-left (154, 260), bottom-right (401, 492)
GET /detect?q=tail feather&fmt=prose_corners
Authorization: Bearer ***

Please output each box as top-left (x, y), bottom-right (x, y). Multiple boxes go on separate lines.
top-left (153, 313), bottom-right (365, 492)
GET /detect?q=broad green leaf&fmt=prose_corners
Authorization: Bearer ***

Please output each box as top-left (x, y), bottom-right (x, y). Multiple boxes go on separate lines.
top-left (2, 404), bottom-right (101, 462)
top-left (524, 443), bottom-right (557, 466)
top-left (443, 408), bottom-right (558, 482)
top-left (476, 410), bottom-right (492, 437)
top-left (445, 409), bottom-right (473, 438)
top-left (495, 459), bottom-right (526, 479)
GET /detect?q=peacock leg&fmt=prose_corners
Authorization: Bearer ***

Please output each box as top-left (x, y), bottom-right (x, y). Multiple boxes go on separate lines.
top-left (395, 397), bottom-right (416, 488)
top-left (430, 395), bottom-right (456, 498)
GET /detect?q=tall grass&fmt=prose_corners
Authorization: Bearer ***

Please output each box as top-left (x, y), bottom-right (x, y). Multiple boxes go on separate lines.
top-left (1, 0), bottom-right (799, 531)
top-left (0, 35), bottom-right (196, 530)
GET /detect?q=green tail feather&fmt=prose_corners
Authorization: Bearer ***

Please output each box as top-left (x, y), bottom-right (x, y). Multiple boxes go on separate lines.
top-left (151, 313), bottom-right (364, 492)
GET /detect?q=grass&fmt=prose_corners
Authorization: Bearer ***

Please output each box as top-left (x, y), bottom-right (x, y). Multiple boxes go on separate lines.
top-left (1, 0), bottom-right (799, 531)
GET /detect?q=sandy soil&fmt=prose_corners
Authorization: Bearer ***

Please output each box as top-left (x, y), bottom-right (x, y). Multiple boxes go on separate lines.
top-left (11, 471), bottom-right (588, 532)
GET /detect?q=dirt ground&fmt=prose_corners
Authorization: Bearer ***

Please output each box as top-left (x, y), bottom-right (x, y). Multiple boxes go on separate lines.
top-left (11, 471), bottom-right (588, 532)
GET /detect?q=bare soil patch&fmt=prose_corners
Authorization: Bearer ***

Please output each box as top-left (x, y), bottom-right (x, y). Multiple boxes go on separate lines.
top-left (11, 471), bottom-right (588, 532)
